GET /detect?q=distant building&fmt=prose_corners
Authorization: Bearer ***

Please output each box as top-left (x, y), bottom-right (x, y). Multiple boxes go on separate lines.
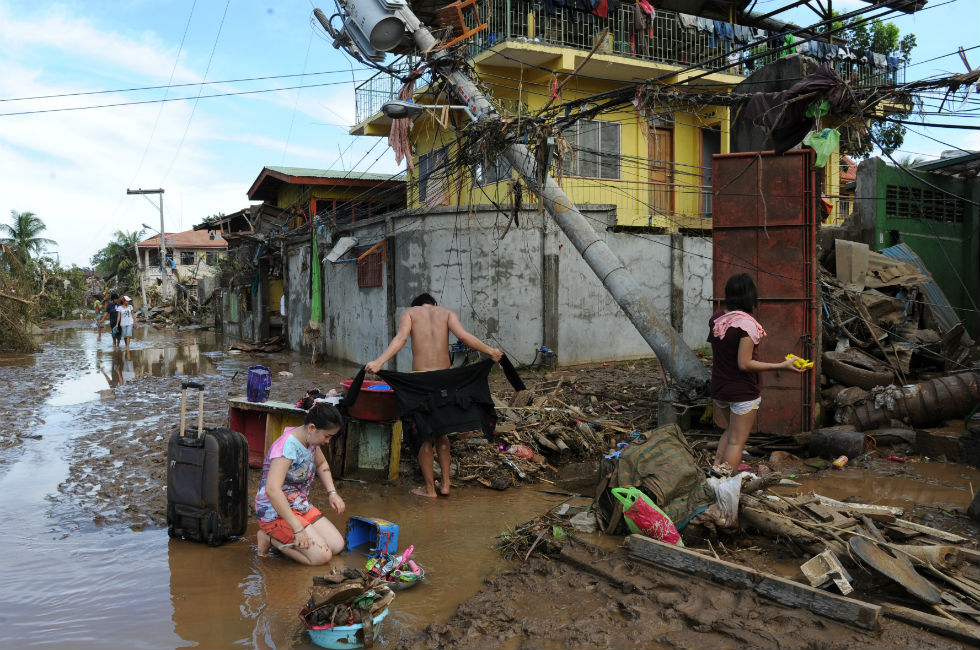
top-left (137, 228), bottom-right (228, 291)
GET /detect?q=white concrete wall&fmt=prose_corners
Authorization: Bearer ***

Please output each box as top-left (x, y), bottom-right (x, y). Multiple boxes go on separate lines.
top-left (285, 241), bottom-right (312, 352)
top-left (323, 206), bottom-right (714, 369)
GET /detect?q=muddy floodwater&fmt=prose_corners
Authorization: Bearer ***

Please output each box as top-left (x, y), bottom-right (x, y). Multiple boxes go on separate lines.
top-left (2, 321), bottom-right (977, 650)
top-left (0, 322), bottom-right (571, 649)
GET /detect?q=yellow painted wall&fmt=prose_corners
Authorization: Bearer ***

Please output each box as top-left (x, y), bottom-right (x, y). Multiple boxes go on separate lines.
top-left (405, 61), bottom-right (733, 231)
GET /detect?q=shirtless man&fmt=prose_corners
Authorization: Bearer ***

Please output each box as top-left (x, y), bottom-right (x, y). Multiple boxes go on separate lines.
top-left (365, 292), bottom-right (502, 497)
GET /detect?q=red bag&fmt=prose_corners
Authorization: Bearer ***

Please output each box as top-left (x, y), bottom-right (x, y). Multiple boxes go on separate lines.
top-left (623, 498), bottom-right (682, 546)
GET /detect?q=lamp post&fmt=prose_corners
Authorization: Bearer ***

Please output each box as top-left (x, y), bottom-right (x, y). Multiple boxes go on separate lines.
top-left (127, 188), bottom-right (169, 301)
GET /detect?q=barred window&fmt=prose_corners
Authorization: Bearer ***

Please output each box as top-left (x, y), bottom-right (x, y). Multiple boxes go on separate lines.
top-left (357, 242), bottom-right (384, 288)
top-left (885, 185), bottom-right (965, 223)
top-left (180, 251), bottom-right (195, 265)
top-left (561, 120), bottom-right (621, 179)
top-left (417, 145), bottom-right (449, 206)
top-left (473, 146), bottom-right (512, 186)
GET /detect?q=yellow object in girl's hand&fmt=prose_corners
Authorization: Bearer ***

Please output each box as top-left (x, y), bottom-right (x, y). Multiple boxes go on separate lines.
top-left (785, 354), bottom-right (814, 370)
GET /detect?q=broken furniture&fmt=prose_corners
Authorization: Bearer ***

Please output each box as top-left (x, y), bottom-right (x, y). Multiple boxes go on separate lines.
top-left (227, 397), bottom-right (306, 467)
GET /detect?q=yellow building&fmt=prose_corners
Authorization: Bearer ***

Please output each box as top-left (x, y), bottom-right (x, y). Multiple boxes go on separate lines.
top-left (351, 1), bottom-right (904, 231)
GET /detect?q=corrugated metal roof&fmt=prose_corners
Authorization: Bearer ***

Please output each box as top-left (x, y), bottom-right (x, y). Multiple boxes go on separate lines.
top-left (879, 242), bottom-right (959, 333)
top-left (138, 229), bottom-right (228, 249)
top-left (263, 166), bottom-right (403, 181)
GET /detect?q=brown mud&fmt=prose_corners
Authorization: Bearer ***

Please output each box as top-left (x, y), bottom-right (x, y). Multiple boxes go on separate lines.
top-left (1, 321), bottom-right (976, 649)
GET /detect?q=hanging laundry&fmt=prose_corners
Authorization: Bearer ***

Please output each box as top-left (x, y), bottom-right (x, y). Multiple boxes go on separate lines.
top-left (677, 13), bottom-right (697, 30)
top-left (632, 0), bottom-right (654, 57)
top-left (733, 24), bottom-right (752, 43)
top-left (713, 20), bottom-right (733, 42)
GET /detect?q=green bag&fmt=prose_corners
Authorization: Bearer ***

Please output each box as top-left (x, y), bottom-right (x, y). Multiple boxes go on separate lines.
top-left (803, 128), bottom-right (840, 168)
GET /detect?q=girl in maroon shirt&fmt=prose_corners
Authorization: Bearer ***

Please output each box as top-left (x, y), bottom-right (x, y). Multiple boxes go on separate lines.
top-left (708, 274), bottom-right (806, 475)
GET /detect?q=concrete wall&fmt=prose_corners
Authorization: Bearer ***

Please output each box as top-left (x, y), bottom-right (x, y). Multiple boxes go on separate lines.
top-left (322, 206), bottom-right (713, 370)
top-left (284, 239), bottom-right (312, 352)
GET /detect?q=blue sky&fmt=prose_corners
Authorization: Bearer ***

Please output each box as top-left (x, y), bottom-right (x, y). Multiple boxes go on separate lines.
top-left (1, 0), bottom-right (977, 267)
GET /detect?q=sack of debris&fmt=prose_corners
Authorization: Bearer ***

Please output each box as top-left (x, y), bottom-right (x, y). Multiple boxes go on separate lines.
top-left (594, 424), bottom-right (715, 536)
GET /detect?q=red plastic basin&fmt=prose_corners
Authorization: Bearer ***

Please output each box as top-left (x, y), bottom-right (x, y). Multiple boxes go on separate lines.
top-left (340, 379), bottom-right (399, 422)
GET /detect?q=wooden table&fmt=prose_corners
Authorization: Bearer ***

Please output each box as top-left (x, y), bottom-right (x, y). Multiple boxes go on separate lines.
top-left (227, 397), bottom-right (307, 467)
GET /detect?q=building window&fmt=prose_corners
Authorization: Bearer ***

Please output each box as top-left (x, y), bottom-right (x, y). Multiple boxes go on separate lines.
top-left (356, 242), bottom-right (384, 288)
top-left (418, 145), bottom-right (450, 206)
top-left (180, 251), bottom-right (195, 266)
top-left (561, 120), bottom-right (621, 179)
top-left (205, 251), bottom-right (218, 265)
top-left (885, 185), bottom-right (965, 223)
top-left (473, 145), bottom-right (512, 186)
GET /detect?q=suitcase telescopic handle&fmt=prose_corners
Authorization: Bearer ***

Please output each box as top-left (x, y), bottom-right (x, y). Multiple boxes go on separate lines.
top-left (179, 381), bottom-right (206, 438)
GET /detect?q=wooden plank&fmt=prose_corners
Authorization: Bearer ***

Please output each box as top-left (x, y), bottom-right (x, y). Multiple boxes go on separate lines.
top-left (891, 518), bottom-right (971, 544)
top-left (814, 493), bottom-right (904, 516)
top-left (882, 604), bottom-right (980, 644)
top-left (626, 535), bottom-right (881, 630)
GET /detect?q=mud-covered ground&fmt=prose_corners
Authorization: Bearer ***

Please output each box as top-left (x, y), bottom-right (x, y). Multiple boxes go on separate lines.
top-left (401, 542), bottom-right (973, 650)
top-left (4, 321), bottom-right (977, 649)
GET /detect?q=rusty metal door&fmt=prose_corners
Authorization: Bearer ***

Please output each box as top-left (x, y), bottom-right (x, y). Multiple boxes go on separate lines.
top-left (712, 151), bottom-right (817, 435)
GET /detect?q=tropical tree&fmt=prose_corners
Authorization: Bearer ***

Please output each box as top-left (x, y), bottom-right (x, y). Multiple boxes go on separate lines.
top-left (828, 16), bottom-right (916, 157)
top-left (0, 210), bottom-right (56, 266)
top-left (91, 229), bottom-right (145, 290)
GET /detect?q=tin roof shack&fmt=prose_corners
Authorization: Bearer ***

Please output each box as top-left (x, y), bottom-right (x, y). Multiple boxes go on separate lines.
top-left (246, 167), bottom-right (406, 357)
top-left (854, 153), bottom-right (980, 339)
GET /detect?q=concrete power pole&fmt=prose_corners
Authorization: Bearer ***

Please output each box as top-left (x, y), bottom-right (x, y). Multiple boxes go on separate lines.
top-left (127, 188), bottom-right (169, 301)
top-left (317, 5), bottom-right (709, 390)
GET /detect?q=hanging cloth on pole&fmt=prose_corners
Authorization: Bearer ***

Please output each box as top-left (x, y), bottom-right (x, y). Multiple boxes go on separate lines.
top-left (309, 229), bottom-right (323, 330)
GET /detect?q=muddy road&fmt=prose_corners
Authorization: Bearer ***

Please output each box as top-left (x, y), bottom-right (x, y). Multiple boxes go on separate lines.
top-left (1, 320), bottom-right (977, 650)
top-left (0, 322), bottom-right (571, 649)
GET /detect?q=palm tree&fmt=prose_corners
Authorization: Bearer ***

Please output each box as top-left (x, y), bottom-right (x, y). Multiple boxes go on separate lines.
top-left (0, 210), bottom-right (56, 266)
top-left (91, 229), bottom-right (145, 285)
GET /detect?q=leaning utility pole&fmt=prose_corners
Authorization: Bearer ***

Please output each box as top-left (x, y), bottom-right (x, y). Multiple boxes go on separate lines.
top-left (316, 3), bottom-right (709, 389)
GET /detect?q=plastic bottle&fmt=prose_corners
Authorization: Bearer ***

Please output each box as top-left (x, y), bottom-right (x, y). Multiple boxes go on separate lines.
top-left (832, 455), bottom-right (848, 469)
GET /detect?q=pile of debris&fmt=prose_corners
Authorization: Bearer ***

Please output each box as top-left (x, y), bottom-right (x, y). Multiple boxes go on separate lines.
top-left (448, 371), bottom-right (663, 489)
top-left (821, 239), bottom-right (979, 434)
top-left (228, 334), bottom-right (286, 353)
top-left (299, 568), bottom-right (395, 648)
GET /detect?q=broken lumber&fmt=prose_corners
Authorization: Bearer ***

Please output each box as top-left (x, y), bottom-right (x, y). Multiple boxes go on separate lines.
top-left (626, 535), bottom-right (880, 630)
top-left (740, 506), bottom-right (844, 557)
top-left (813, 493), bottom-right (904, 516)
top-left (882, 603), bottom-right (980, 644)
top-left (891, 518), bottom-right (970, 544)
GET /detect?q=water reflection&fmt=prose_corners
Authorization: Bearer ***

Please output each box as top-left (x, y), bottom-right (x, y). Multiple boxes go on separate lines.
top-left (47, 344), bottom-right (219, 406)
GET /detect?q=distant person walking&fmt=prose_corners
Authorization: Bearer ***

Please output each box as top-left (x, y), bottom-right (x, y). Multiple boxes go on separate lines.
top-left (117, 296), bottom-right (135, 354)
top-left (366, 292), bottom-right (503, 497)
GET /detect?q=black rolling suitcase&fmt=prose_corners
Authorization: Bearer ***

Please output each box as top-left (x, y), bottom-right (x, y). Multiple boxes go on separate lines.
top-left (167, 380), bottom-right (249, 546)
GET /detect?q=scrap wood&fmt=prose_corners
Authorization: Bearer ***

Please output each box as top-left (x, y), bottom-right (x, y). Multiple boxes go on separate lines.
top-left (626, 535), bottom-right (881, 630)
top-left (813, 493), bottom-right (904, 516)
top-left (882, 603), bottom-right (980, 644)
top-left (740, 506), bottom-right (845, 557)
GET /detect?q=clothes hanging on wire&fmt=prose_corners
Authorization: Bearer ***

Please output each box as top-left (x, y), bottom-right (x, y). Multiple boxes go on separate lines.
top-left (677, 12), bottom-right (697, 30)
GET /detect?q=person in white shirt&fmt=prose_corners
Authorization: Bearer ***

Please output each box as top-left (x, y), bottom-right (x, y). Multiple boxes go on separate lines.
top-left (117, 296), bottom-right (136, 354)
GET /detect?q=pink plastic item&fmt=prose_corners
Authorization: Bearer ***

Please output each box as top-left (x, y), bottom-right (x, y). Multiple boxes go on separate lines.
top-left (505, 444), bottom-right (535, 459)
top-left (623, 499), bottom-right (682, 545)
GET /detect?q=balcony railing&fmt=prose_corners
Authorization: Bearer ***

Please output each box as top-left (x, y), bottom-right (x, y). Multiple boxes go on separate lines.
top-left (354, 2), bottom-right (903, 125)
top-left (467, 0), bottom-right (903, 85)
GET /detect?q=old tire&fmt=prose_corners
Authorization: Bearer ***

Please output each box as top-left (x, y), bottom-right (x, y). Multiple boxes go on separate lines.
top-left (822, 351), bottom-right (895, 390)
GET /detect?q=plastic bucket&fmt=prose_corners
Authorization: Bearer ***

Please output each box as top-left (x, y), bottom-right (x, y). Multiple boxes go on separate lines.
top-left (247, 365), bottom-right (272, 403)
top-left (307, 608), bottom-right (388, 649)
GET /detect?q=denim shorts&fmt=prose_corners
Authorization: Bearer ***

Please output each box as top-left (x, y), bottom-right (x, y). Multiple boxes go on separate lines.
top-left (121, 324), bottom-right (133, 338)
top-left (713, 397), bottom-right (761, 415)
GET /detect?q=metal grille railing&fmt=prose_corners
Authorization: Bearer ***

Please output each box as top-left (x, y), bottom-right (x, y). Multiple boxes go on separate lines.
top-left (465, 0), bottom-right (904, 84)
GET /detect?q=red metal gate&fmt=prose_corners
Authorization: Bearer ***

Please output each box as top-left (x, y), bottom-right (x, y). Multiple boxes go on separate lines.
top-left (711, 151), bottom-right (817, 435)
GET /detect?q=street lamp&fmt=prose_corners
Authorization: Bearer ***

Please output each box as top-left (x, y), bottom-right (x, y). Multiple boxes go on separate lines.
top-left (380, 99), bottom-right (474, 121)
